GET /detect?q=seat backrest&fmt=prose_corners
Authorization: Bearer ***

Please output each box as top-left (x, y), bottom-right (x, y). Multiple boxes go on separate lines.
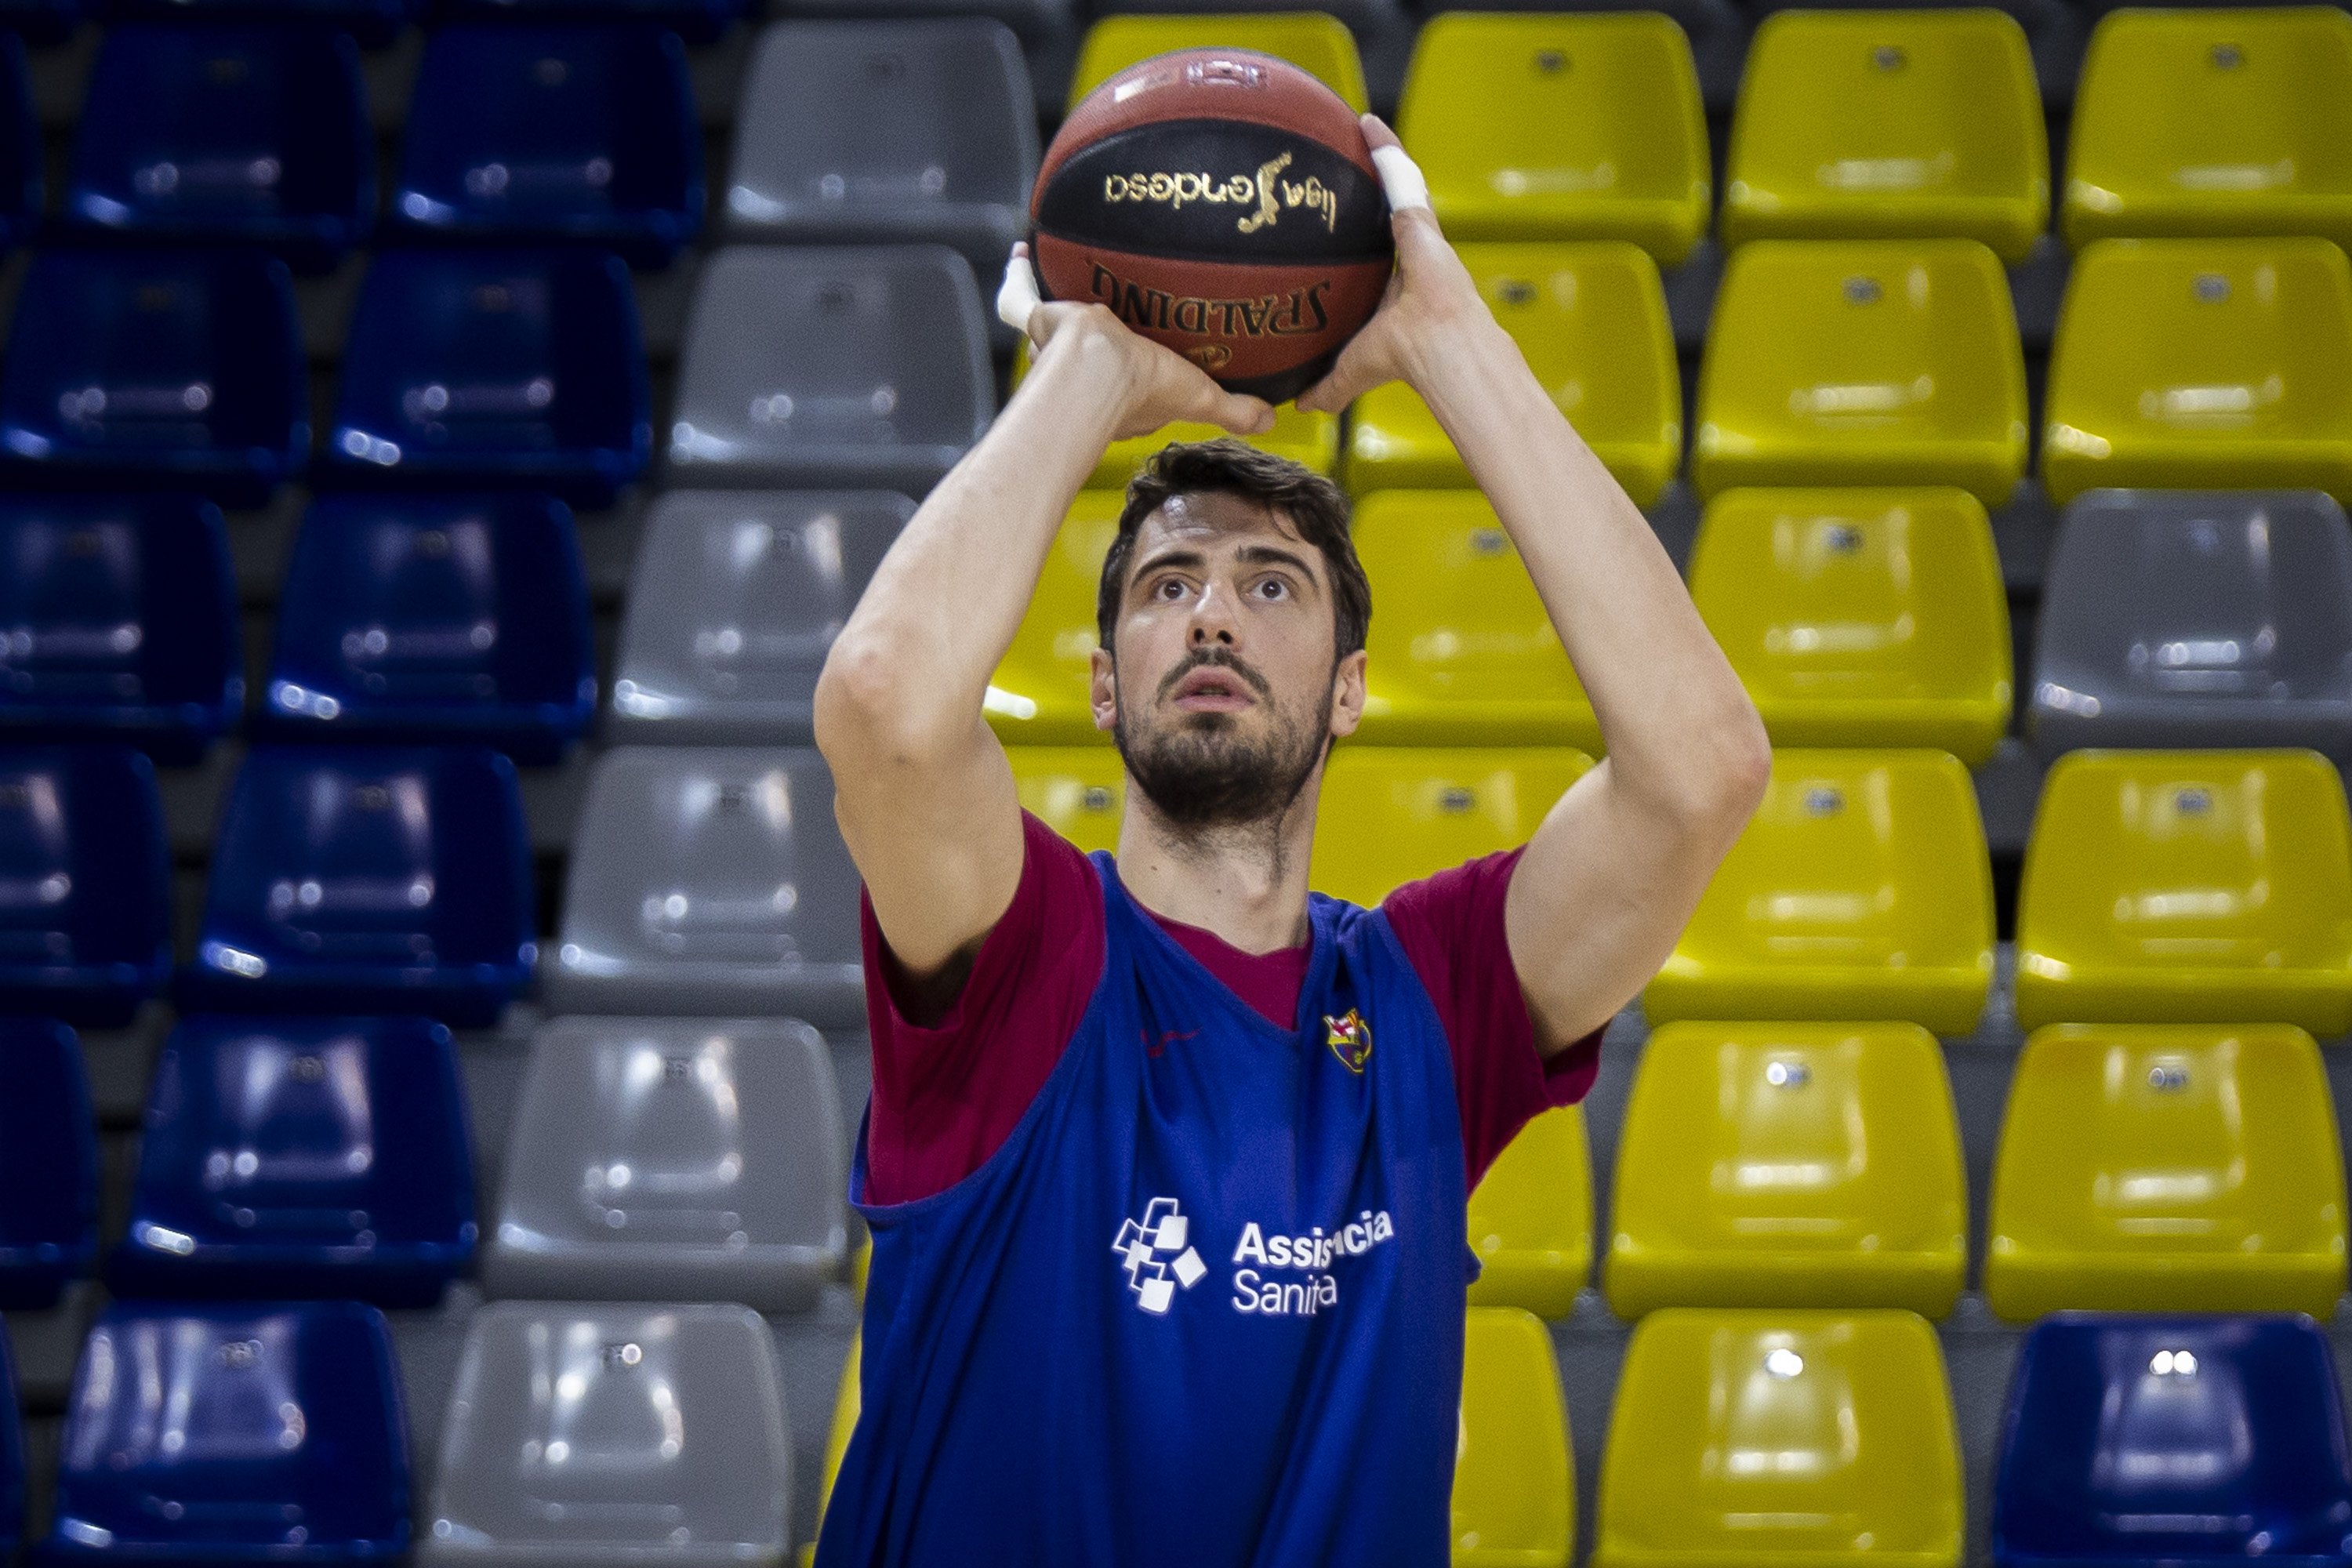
top-left (0, 746), bottom-right (169, 975)
top-left (986, 491), bottom-right (1120, 742)
top-left (1008, 746), bottom-right (1126, 853)
top-left (1069, 13), bottom-right (1367, 111)
top-left (1309, 747), bottom-right (1595, 908)
top-left (0, 1018), bottom-right (96, 1301)
top-left (1454, 1306), bottom-right (1573, 1565)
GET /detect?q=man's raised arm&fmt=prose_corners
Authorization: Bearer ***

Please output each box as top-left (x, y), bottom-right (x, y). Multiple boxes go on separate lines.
top-left (814, 274), bottom-right (1275, 998)
top-left (1299, 122), bottom-right (1773, 1051)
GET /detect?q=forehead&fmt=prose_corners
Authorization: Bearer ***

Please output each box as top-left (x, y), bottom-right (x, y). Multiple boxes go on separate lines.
top-left (1127, 490), bottom-right (1320, 574)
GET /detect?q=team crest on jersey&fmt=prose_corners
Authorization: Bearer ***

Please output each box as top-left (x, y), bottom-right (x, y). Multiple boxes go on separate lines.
top-left (1324, 1008), bottom-right (1372, 1073)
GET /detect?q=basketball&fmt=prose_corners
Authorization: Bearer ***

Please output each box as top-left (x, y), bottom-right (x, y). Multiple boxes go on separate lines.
top-left (1031, 49), bottom-right (1395, 404)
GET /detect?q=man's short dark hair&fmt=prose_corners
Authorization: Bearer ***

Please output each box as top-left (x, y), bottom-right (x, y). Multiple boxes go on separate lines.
top-left (1095, 439), bottom-right (1372, 661)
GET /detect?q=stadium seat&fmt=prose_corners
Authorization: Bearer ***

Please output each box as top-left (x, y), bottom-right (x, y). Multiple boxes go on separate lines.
top-left (66, 25), bottom-right (372, 268)
top-left (0, 1319), bottom-right (20, 1562)
top-left (668, 245), bottom-right (991, 496)
top-left (391, 24), bottom-right (702, 267)
top-left (0, 249), bottom-right (306, 506)
top-left (1693, 239), bottom-right (2029, 506)
top-left (260, 493), bottom-right (596, 761)
top-left (107, 0), bottom-right (412, 47)
top-left (429, 0), bottom-right (735, 42)
top-left (726, 20), bottom-right (1034, 289)
top-left (482, 1015), bottom-right (848, 1312)
top-left (183, 745), bottom-right (536, 1025)
top-left (419, 1301), bottom-right (791, 1566)
top-left (1068, 14), bottom-right (1367, 112)
top-left (1596, 1309), bottom-right (1962, 1568)
top-left (1309, 746), bottom-right (1595, 909)
top-left (2030, 489), bottom-right (2352, 759)
top-left (1721, 9), bottom-right (2047, 262)
top-left (1352, 492), bottom-right (1599, 750)
top-left (0, 38), bottom-right (41, 252)
top-left (1992, 1314), bottom-right (2352, 1568)
top-left (804, 1332), bottom-right (862, 1568)
top-left (546, 746), bottom-right (863, 1025)
top-left (1606, 1022), bottom-right (1969, 1319)
top-left (0, 1018), bottom-right (96, 1311)
top-left (2013, 749), bottom-right (2352, 1033)
top-left (110, 1015), bottom-right (476, 1307)
top-left (0, 746), bottom-right (169, 1025)
top-left (1455, 1307), bottom-right (1573, 1567)
top-left (325, 248), bottom-right (651, 506)
top-left (1689, 487), bottom-right (2012, 766)
top-left (1644, 749), bottom-right (1996, 1035)
top-left (987, 490), bottom-right (1119, 745)
top-left (45, 1301), bottom-right (409, 1564)
top-left (1010, 746), bottom-right (1126, 853)
top-left (0, 494), bottom-right (241, 759)
top-left (1985, 1023), bottom-right (2346, 1320)
top-left (1397, 13), bottom-right (1708, 263)
top-left (1344, 242), bottom-right (1680, 504)
top-left (1465, 1106), bottom-right (1592, 1319)
top-left (2042, 238), bottom-right (2352, 506)
top-left (609, 489), bottom-right (914, 745)
top-left (1011, 339), bottom-right (1340, 491)
top-left (2065, 8), bottom-right (2352, 252)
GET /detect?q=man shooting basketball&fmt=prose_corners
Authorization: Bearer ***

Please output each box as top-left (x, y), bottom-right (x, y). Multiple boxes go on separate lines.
top-left (811, 118), bottom-right (1769, 1565)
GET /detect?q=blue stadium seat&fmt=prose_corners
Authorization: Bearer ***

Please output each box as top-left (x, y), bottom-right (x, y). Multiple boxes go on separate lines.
top-left (0, 747), bottom-right (169, 1025)
top-left (0, 1018), bottom-right (96, 1311)
top-left (103, 0), bottom-right (413, 48)
top-left (429, 0), bottom-right (737, 46)
top-left (182, 746), bottom-right (535, 1025)
top-left (0, 494), bottom-right (241, 759)
top-left (325, 249), bottom-right (651, 506)
top-left (111, 1015), bottom-right (475, 1306)
top-left (0, 1319), bottom-right (20, 1561)
top-left (260, 494), bottom-right (594, 761)
top-left (0, 249), bottom-right (306, 506)
top-left (0, 35), bottom-right (38, 250)
top-left (65, 25), bottom-right (372, 269)
top-left (391, 25), bottom-right (701, 267)
top-left (45, 1301), bottom-right (410, 1564)
top-left (1993, 1314), bottom-right (2352, 1568)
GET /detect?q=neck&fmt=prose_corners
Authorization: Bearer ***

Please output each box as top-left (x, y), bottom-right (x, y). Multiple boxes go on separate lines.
top-left (1113, 761), bottom-right (1323, 954)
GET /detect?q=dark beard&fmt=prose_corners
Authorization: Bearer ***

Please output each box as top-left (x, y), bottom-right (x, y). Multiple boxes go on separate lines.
top-left (1113, 648), bottom-right (1331, 833)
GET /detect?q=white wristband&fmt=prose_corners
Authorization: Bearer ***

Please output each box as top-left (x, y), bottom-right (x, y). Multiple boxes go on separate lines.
top-left (1371, 144), bottom-right (1429, 213)
top-left (997, 246), bottom-right (1043, 335)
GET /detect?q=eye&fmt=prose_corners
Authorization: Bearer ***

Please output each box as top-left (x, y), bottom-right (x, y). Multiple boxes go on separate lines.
top-left (1151, 576), bottom-right (1188, 603)
top-left (1252, 576), bottom-right (1290, 601)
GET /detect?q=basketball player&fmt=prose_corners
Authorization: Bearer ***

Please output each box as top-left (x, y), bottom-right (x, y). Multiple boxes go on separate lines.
top-left (811, 119), bottom-right (1769, 1565)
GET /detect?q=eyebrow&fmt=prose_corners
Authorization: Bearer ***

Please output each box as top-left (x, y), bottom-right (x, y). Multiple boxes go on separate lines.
top-left (1128, 541), bottom-right (1323, 592)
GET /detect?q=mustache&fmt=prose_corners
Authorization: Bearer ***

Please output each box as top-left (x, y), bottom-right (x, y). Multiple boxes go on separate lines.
top-left (1155, 646), bottom-right (1274, 706)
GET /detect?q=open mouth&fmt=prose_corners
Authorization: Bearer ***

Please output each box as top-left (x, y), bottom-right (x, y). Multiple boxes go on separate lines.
top-left (1168, 665), bottom-right (1258, 713)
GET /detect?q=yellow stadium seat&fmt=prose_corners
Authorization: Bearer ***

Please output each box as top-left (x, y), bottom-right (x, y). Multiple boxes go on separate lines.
top-left (1397, 13), bottom-right (1710, 264)
top-left (1595, 1309), bottom-right (1963, 1568)
top-left (1985, 1022), bottom-right (2348, 1321)
top-left (986, 493), bottom-right (1120, 745)
top-left (1012, 339), bottom-right (1340, 492)
top-left (1722, 9), bottom-right (2048, 263)
top-left (1688, 487), bottom-right (2012, 767)
top-left (1310, 746), bottom-right (1595, 908)
top-left (1455, 1307), bottom-right (1573, 1567)
top-left (1009, 746), bottom-right (1127, 852)
top-left (1644, 749), bottom-right (1996, 1035)
top-left (2041, 237), bottom-right (2352, 505)
top-left (2013, 749), bottom-right (2352, 1034)
top-left (1467, 1106), bottom-right (1593, 1319)
top-left (1606, 1022), bottom-right (1968, 1320)
top-left (1352, 491), bottom-right (1600, 750)
top-left (801, 1332), bottom-right (862, 1568)
top-left (1693, 239), bottom-right (2028, 506)
top-left (1344, 242), bottom-right (1680, 504)
top-left (2065, 7), bottom-right (2352, 252)
top-left (1069, 14), bottom-right (1367, 111)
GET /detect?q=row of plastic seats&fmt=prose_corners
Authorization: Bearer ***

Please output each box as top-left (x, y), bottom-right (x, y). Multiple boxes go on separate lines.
top-left (0, 1011), bottom-right (848, 1312)
top-left (0, 1297), bottom-right (793, 1563)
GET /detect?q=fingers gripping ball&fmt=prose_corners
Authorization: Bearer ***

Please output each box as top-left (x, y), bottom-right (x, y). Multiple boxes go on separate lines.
top-left (1029, 49), bottom-right (1396, 404)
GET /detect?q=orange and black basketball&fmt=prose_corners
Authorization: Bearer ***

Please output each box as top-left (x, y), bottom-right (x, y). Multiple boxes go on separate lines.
top-left (1031, 50), bottom-right (1395, 404)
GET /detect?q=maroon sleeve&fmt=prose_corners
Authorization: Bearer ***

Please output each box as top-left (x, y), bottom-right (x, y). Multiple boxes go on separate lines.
top-left (859, 811), bottom-right (1107, 1206)
top-left (1381, 848), bottom-right (1604, 1190)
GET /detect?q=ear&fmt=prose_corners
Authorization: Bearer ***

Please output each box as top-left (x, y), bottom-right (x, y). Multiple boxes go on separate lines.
top-left (1327, 648), bottom-right (1368, 739)
top-left (1090, 646), bottom-right (1119, 732)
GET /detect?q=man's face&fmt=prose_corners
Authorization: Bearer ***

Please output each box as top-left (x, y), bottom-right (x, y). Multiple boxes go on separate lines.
top-left (1093, 491), bottom-right (1366, 833)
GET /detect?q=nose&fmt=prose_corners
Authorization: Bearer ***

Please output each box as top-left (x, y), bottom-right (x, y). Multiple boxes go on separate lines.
top-left (1188, 579), bottom-right (1240, 647)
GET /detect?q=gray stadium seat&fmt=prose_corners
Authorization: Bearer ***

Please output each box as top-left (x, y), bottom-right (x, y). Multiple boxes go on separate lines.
top-left (419, 1301), bottom-right (791, 1567)
top-left (544, 748), bottom-right (866, 1025)
top-left (666, 245), bottom-right (992, 496)
top-left (724, 20), bottom-right (1037, 292)
top-left (2029, 489), bottom-right (2352, 759)
top-left (608, 490), bottom-right (913, 745)
top-left (483, 1016), bottom-right (848, 1311)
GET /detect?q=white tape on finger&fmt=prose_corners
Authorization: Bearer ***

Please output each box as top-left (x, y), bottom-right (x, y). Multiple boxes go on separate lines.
top-left (1371, 144), bottom-right (1429, 213)
top-left (997, 249), bottom-right (1043, 335)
